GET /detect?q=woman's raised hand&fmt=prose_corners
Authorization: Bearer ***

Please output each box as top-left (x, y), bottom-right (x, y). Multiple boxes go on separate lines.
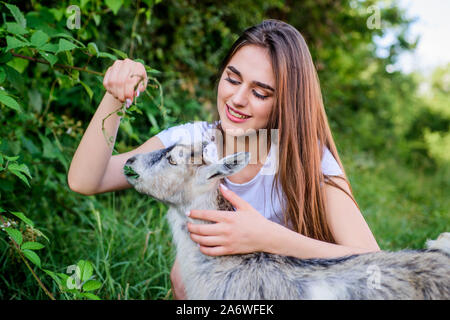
top-left (102, 58), bottom-right (148, 107)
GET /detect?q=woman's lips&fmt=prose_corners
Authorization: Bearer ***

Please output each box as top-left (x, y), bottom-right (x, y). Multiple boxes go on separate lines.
top-left (225, 104), bottom-right (251, 123)
top-left (227, 104), bottom-right (250, 117)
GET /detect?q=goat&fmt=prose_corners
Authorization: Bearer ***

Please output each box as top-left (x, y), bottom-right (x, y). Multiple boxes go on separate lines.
top-left (123, 142), bottom-right (450, 299)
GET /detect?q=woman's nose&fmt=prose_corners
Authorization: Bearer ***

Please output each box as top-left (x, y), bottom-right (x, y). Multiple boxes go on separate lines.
top-left (231, 85), bottom-right (248, 107)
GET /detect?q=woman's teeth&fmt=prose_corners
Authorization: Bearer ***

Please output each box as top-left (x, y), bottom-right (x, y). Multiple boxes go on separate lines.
top-left (228, 106), bottom-right (250, 119)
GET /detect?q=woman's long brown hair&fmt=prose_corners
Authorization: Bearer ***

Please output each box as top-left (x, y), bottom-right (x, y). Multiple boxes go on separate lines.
top-left (214, 19), bottom-right (361, 244)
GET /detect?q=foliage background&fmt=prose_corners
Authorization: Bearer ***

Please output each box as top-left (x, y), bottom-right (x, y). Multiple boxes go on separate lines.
top-left (0, 0), bottom-right (448, 299)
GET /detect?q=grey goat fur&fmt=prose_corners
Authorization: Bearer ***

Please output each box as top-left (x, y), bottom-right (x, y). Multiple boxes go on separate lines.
top-left (124, 142), bottom-right (450, 300)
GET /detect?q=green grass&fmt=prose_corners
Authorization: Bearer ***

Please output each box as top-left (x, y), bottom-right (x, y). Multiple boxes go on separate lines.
top-left (1, 147), bottom-right (449, 300)
top-left (1, 191), bottom-right (175, 300)
top-left (341, 147), bottom-right (449, 251)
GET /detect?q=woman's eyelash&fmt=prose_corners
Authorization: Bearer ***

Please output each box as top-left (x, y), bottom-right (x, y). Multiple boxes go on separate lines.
top-left (225, 77), bottom-right (269, 100)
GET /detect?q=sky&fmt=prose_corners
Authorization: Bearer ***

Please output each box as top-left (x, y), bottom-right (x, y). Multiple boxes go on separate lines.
top-left (390, 0), bottom-right (450, 74)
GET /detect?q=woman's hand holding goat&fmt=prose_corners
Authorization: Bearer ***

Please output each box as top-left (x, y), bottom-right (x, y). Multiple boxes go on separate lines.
top-left (187, 184), bottom-right (275, 256)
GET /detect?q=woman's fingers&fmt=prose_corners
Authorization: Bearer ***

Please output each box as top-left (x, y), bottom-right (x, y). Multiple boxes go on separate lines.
top-left (118, 61), bottom-right (132, 102)
top-left (190, 234), bottom-right (225, 247)
top-left (187, 221), bottom-right (224, 236)
top-left (102, 58), bottom-right (148, 103)
top-left (136, 62), bottom-right (148, 92)
top-left (199, 246), bottom-right (230, 256)
top-left (188, 209), bottom-right (233, 223)
top-left (108, 60), bottom-right (122, 101)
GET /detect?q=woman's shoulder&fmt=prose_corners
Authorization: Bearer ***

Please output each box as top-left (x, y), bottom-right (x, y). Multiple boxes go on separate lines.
top-left (155, 120), bottom-right (219, 147)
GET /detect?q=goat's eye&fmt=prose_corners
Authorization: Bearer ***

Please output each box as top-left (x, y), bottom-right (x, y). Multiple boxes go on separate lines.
top-left (167, 155), bottom-right (177, 165)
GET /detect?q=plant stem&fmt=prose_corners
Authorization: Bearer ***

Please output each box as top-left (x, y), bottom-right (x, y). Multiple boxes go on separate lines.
top-left (11, 52), bottom-right (104, 76)
top-left (0, 215), bottom-right (56, 300)
top-left (129, 0), bottom-right (142, 59)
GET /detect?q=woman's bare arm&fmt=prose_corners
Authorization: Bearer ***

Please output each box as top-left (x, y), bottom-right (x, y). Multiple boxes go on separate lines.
top-left (262, 176), bottom-right (381, 259)
top-left (67, 59), bottom-right (161, 195)
top-left (68, 92), bottom-right (165, 195)
top-left (93, 135), bottom-right (164, 195)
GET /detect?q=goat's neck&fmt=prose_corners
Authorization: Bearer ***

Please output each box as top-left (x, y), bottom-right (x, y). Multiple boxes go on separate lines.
top-left (167, 186), bottom-right (233, 260)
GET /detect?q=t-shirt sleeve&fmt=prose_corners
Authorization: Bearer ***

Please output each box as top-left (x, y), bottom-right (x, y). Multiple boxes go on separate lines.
top-left (321, 147), bottom-right (343, 176)
top-left (155, 121), bottom-right (210, 147)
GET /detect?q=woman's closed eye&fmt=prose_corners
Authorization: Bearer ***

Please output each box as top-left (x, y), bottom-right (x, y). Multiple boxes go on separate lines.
top-left (225, 77), bottom-right (269, 100)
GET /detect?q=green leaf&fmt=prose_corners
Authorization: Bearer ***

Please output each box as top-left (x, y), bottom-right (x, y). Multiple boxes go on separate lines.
top-left (8, 169), bottom-right (30, 187)
top-left (22, 249), bottom-right (41, 268)
top-left (10, 211), bottom-right (34, 227)
top-left (123, 165), bottom-right (139, 179)
top-left (146, 67), bottom-right (161, 75)
top-left (7, 163), bottom-right (32, 178)
top-left (39, 43), bottom-right (59, 53)
top-left (7, 162), bottom-right (32, 186)
top-left (3, 64), bottom-right (24, 92)
top-left (98, 52), bottom-right (117, 60)
top-left (39, 133), bottom-right (58, 159)
top-left (87, 42), bottom-right (99, 56)
top-left (57, 273), bottom-right (70, 290)
top-left (43, 269), bottom-right (62, 286)
top-left (105, 0), bottom-right (124, 15)
top-left (79, 81), bottom-right (93, 100)
top-left (21, 241), bottom-right (44, 250)
top-left (51, 33), bottom-right (85, 48)
top-left (93, 14), bottom-right (101, 26)
top-left (80, 0), bottom-right (90, 9)
top-left (0, 92), bottom-right (22, 112)
top-left (77, 260), bottom-right (93, 282)
top-left (31, 30), bottom-right (50, 48)
top-left (57, 38), bottom-right (78, 53)
top-left (6, 56), bottom-right (29, 73)
top-left (109, 47), bottom-right (128, 59)
top-left (82, 280), bottom-right (101, 292)
top-left (80, 292), bottom-right (101, 300)
top-left (4, 155), bottom-right (19, 161)
top-left (6, 4), bottom-right (26, 28)
top-left (5, 22), bottom-right (28, 35)
top-left (4, 227), bottom-right (23, 246)
top-left (6, 36), bottom-right (29, 51)
top-left (39, 52), bottom-right (58, 67)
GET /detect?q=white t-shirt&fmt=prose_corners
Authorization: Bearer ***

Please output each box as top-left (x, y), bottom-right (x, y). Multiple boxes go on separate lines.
top-left (156, 121), bottom-right (343, 228)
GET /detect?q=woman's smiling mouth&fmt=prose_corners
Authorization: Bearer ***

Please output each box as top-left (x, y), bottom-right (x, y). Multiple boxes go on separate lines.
top-left (226, 104), bottom-right (252, 122)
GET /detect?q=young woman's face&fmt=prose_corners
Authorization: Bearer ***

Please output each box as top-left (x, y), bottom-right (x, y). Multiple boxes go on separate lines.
top-left (217, 45), bottom-right (275, 135)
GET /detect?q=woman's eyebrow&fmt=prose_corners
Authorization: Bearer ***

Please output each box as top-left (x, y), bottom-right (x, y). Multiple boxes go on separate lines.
top-left (227, 65), bottom-right (275, 92)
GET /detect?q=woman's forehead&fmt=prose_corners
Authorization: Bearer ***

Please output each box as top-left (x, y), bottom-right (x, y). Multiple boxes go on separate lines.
top-left (227, 45), bottom-right (274, 85)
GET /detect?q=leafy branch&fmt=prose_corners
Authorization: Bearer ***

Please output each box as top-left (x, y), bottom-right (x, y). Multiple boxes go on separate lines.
top-left (1, 3), bottom-right (166, 150)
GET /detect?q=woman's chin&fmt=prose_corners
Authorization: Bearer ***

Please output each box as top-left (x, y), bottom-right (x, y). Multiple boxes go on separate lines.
top-left (220, 120), bottom-right (248, 136)
top-left (219, 114), bottom-right (249, 135)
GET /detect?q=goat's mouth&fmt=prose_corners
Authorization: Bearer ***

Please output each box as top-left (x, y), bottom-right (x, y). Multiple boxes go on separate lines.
top-left (123, 165), bottom-right (140, 179)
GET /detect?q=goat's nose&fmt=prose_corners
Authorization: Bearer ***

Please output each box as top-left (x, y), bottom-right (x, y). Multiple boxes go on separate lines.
top-left (126, 157), bottom-right (136, 165)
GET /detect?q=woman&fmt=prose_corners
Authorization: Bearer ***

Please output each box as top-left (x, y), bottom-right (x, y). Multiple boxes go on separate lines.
top-left (68, 19), bottom-right (380, 299)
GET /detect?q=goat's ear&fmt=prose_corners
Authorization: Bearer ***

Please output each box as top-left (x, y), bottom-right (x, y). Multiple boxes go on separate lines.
top-left (197, 152), bottom-right (250, 181)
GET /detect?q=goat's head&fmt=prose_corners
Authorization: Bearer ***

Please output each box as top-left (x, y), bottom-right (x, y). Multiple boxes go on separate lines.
top-left (123, 142), bottom-right (250, 205)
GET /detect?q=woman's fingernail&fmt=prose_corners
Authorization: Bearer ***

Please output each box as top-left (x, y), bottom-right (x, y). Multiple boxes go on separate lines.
top-left (220, 183), bottom-right (228, 191)
top-left (126, 98), bottom-right (132, 108)
top-left (136, 90), bottom-right (140, 97)
top-left (185, 210), bottom-right (191, 217)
